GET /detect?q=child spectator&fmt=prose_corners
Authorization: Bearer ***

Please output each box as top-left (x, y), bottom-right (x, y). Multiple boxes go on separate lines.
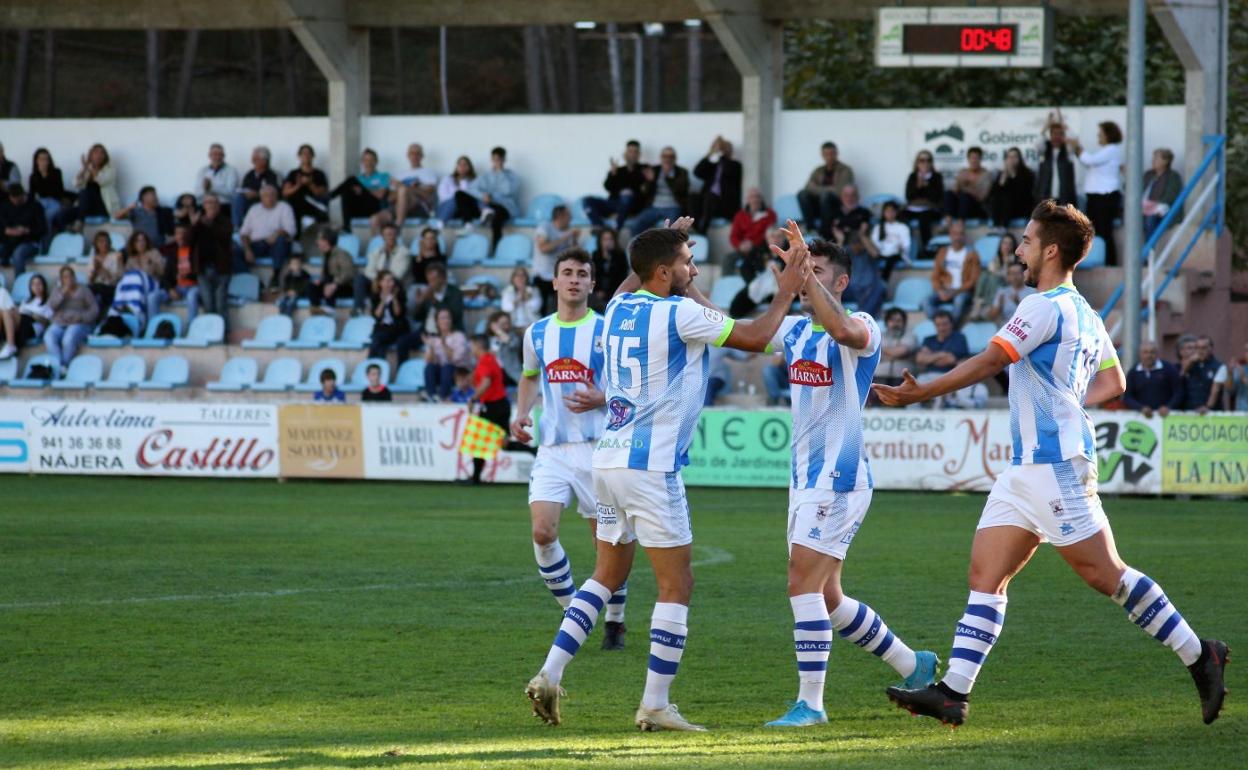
top-left (869, 200), bottom-right (912, 281)
top-left (361, 362), bottom-right (393, 402)
top-left (449, 367), bottom-right (474, 403)
top-left (314, 367), bottom-right (346, 403)
top-left (276, 254), bottom-right (312, 317)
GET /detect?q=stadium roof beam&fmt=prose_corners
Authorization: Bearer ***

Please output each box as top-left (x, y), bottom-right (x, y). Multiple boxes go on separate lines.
top-left (1152, 0), bottom-right (1228, 183)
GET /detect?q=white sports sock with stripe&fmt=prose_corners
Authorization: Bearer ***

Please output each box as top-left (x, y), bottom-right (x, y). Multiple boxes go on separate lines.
top-left (1113, 566), bottom-right (1202, 666)
top-left (534, 540), bottom-right (575, 609)
top-left (791, 593), bottom-right (832, 712)
top-left (941, 590), bottom-right (1007, 695)
top-left (829, 596), bottom-right (917, 678)
top-left (541, 579), bottom-right (611, 685)
top-left (605, 581), bottom-right (628, 623)
top-left (642, 602), bottom-right (688, 710)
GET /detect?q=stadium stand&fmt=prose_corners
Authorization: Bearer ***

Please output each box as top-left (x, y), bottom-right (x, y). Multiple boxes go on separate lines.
top-left (138, 356), bottom-right (190, 389)
top-left (95, 355), bottom-right (147, 390)
top-left (132, 313), bottom-right (183, 348)
top-left (50, 354), bottom-right (104, 389)
top-left (251, 357), bottom-right (303, 392)
top-left (205, 357), bottom-right (258, 392)
top-left (242, 315), bottom-right (294, 350)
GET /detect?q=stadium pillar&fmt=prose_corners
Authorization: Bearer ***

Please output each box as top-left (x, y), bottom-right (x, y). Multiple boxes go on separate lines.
top-left (1153, 0), bottom-right (1229, 185)
top-left (282, 0), bottom-right (369, 188)
top-left (1122, 0), bottom-right (1145, 370)
top-left (695, 1), bottom-right (781, 200)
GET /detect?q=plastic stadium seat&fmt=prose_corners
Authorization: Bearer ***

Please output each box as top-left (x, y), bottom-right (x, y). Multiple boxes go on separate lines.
top-left (172, 314), bottom-right (225, 348)
top-left (0, 357), bottom-right (17, 385)
top-left (46, 232), bottom-right (85, 262)
top-left (8, 354), bottom-right (60, 388)
top-left (926, 234), bottom-right (951, 250)
top-left (10, 273), bottom-right (34, 304)
top-left (1008, 218), bottom-right (1028, 229)
top-left (95, 355), bottom-right (147, 391)
top-left (206, 357), bottom-right (259, 392)
top-left (1078, 236), bottom-right (1107, 270)
top-left (294, 358), bottom-right (347, 393)
top-left (87, 314), bottom-right (142, 347)
top-left (228, 273), bottom-right (261, 305)
top-left (390, 359), bottom-right (427, 394)
top-left (286, 315), bottom-right (336, 350)
top-left (570, 197), bottom-right (593, 226)
top-left (710, 276), bottom-right (745, 308)
top-left (690, 237), bottom-right (710, 264)
top-left (974, 235), bottom-right (1002, 268)
top-left (911, 320), bottom-right (937, 344)
top-left (962, 322), bottom-right (997, 354)
top-left (514, 194), bottom-right (564, 227)
top-left (83, 215), bottom-right (108, 226)
top-left (342, 357), bottom-right (390, 394)
top-left (449, 232), bottom-right (490, 266)
top-left (327, 316), bottom-right (375, 350)
top-left (50, 355), bottom-right (104, 389)
top-left (108, 231), bottom-right (127, 251)
top-left (242, 315), bottom-right (294, 350)
top-left (338, 232), bottom-right (362, 261)
top-left (251, 357), bottom-right (303, 392)
top-left (491, 233), bottom-right (532, 266)
top-left (889, 277), bottom-right (930, 313)
top-left (138, 356), bottom-right (189, 389)
top-left (773, 194), bottom-right (802, 225)
top-left (584, 233), bottom-right (598, 255)
top-left (131, 312), bottom-right (184, 349)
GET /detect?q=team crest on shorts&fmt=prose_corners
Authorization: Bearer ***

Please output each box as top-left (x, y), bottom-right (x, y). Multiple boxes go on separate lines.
top-left (606, 397), bottom-right (635, 430)
top-left (1049, 498), bottom-right (1065, 517)
top-left (814, 505), bottom-right (828, 521)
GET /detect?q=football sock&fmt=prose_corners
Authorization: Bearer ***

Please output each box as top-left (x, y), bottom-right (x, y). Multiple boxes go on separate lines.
top-left (605, 581), bottom-right (628, 623)
top-left (642, 602), bottom-right (688, 710)
top-left (541, 579), bottom-right (611, 685)
top-left (829, 596), bottom-right (917, 678)
top-left (791, 593), bottom-right (832, 712)
top-left (1113, 566), bottom-right (1202, 666)
top-left (942, 590), bottom-right (1007, 696)
top-left (533, 540), bottom-right (575, 609)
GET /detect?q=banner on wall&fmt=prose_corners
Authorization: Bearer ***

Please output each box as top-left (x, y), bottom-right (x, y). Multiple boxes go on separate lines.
top-left (909, 110), bottom-right (1058, 186)
top-left (1160, 415), bottom-right (1248, 495)
top-left (360, 404), bottom-right (535, 483)
top-left (278, 404), bottom-right (364, 478)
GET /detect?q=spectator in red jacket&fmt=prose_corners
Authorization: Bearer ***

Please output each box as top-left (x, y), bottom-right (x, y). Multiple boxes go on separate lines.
top-left (729, 187), bottom-right (776, 277)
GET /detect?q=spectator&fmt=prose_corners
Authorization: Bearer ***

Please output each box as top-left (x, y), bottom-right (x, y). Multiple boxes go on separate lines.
top-left (367, 270), bottom-right (409, 359)
top-left (0, 184), bottom-right (46, 275)
top-left (377, 142), bottom-right (438, 227)
top-left (435, 155), bottom-right (476, 221)
top-left (501, 265), bottom-right (542, 330)
top-left (533, 205), bottom-right (581, 312)
top-left (990, 146), bottom-right (1036, 228)
top-left (1208, 338), bottom-right (1232, 413)
top-left (236, 185), bottom-right (295, 279)
top-left (1034, 117), bottom-right (1076, 207)
top-left (74, 143), bottom-right (120, 222)
top-left (45, 266), bottom-right (99, 367)
top-left (275, 253), bottom-right (311, 317)
top-left (409, 226), bottom-right (446, 286)
top-left (195, 143), bottom-right (240, 205)
top-left (314, 368), bottom-right (346, 403)
top-left (410, 262), bottom-right (464, 334)
top-left (465, 333), bottom-right (511, 483)
top-left (449, 367), bottom-right (474, 403)
top-left (797, 141), bottom-right (855, 239)
top-left (102, 265), bottom-right (158, 337)
top-left (424, 307), bottom-right (471, 400)
top-left (86, 231), bottom-right (124, 311)
top-left (904, 150), bottom-right (944, 246)
top-left (1072, 121), bottom-right (1124, 265)
top-left (15, 273), bottom-right (53, 348)
top-left (584, 139), bottom-right (646, 229)
top-left (157, 222), bottom-right (200, 325)
top-left (691, 135), bottom-right (743, 233)
top-left (331, 147), bottom-right (390, 228)
top-left (916, 310), bottom-right (974, 407)
top-left (115, 185), bottom-right (175, 247)
top-left (173, 193), bottom-right (198, 227)
top-left (870, 200), bottom-right (911, 281)
top-left (232, 145), bottom-right (279, 231)
top-left (123, 231), bottom-right (164, 282)
top-left (590, 228), bottom-right (629, 310)
top-left (729, 187), bottom-right (777, 281)
top-left (307, 227), bottom-right (356, 313)
top-left (873, 307), bottom-right (916, 393)
top-left (487, 310), bottom-right (522, 387)
top-left (762, 352), bottom-right (790, 406)
top-left (281, 144), bottom-right (329, 237)
top-left (354, 222), bottom-right (410, 313)
top-left (191, 194), bottom-right (234, 329)
top-left (1142, 148), bottom-right (1183, 240)
top-left (970, 233), bottom-right (1017, 321)
top-left (361, 363), bottom-right (393, 402)
top-left (1178, 334), bottom-right (1223, 413)
top-left (944, 146), bottom-right (993, 221)
top-left (466, 146), bottom-right (519, 249)
top-left (626, 146), bottom-right (689, 234)
top-left (842, 232), bottom-right (886, 319)
top-left (925, 220), bottom-right (980, 324)
top-left (987, 261), bottom-right (1037, 325)
top-left (29, 148), bottom-right (68, 235)
top-left (1229, 342), bottom-right (1248, 412)
top-left (0, 286), bottom-right (16, 359)
top-left (0, 142), bottom-right (19, 194)
top-left (831, 184), bottom-right (871, 242)
top-left (730, 241), bottom-right (783, 318)
top-left (1123, 341), bottom-right (1182, 417)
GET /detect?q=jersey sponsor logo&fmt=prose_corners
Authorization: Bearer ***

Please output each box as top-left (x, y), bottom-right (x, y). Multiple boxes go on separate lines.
top-left (703, 307), bottom-right (725, 324)
top-left (619, 318), bottom-right (637, 331)
top-left (545, 357), bottom-right (594, 384)
top-left (596, 503), bottom-right (618, 527)
top-left (788, 359), bottom-right (834, 387)
top-left (605, 397), bottom-right (635, 430)
top-left (1005, 316), bottom-right (1031, 341)
top-left (955, 623), bottom-right (998, 645)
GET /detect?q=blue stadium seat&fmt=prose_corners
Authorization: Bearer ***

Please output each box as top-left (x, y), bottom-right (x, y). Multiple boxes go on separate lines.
top-left (50, 355), bottom-right (104, 389)
top-left (450, 232), bottom-right (490, 266)
top-left (206, 357), bottom-right (259, 392)
top-left (131, 312), bottom-right (184, 348)
top-left (390, 359), bottom-right (427, 394)
top-left (690, 237), bottom-right (710, 264)
top-left (328, 315), bottom-right (375, 350)
top-left (10, 272), bottom-right (34, 304)
top-left (172, 314), bottom-right (225, 348)
top-left (87, 314), bottom-right (142, 347)
top-left (242, 315), bottom-right (294, 349)
top-left (1008, 218), bottom-right (1028, 229)
top-left (1078, 236), bottom-right (1107, 270)
top-left (773, 194), bottom-right (802, 225)
top-left (974, 235), bottom-right (1002, 268)
top-left (962, 321), bottom-right (997, 354)
top-left (37, 232), bottom-right (85, 264)
top-left (514, 194), bottom-right (564, 227)
top-left (251, 357), bottom-right (303, 392)
top-left (0, 357), bottom-right (17, 385)
top-left (711, 276), bottom-right (745, 308)
top-left (491, 233), bottom-right (532, 266)
top-left (342, 357), bottom-right (390, 393)
top-left (294, 358), bottom-right (347, 393)
top-left (139, 355), bottom-right (189, 389)
top-left (8, 354), bottom-right (59, 388)
top-left (108, 231), bottom-right (128, 251)
top-left (570, 197), bottom-right (593, 226)
top-left (228, 273), bottom-right (261, 305)
top-left (338, 232), bottom-right (362, 262)
top-left (95, 355), bottom-right (147, 390)
top-left (889, 276), bottom-right (930, 313)
top-left (286, 315), bottom-right (336, 350)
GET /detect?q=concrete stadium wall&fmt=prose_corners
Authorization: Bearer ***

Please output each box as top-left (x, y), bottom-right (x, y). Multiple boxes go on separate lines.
top-left (0, 106), bottom-right (1184, 210)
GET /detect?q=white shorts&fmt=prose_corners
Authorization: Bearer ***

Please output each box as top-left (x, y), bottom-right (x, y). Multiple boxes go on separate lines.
top-left (978, 456), bottom-right (1109, 547)
top-left (787, 487), bottom-right (872, 560)
top-left (528, 442), bottom-right (596, 517)
top-left (593, 467), bottom-right (692, 549)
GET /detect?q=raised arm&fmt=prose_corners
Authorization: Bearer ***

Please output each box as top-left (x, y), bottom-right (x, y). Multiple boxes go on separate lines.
top-left (722, 231), bottom-right (810, 353)
top-left (874, 344), bottom-right (1012, 407)
top-left (775, 219), bottom-right (870, 351)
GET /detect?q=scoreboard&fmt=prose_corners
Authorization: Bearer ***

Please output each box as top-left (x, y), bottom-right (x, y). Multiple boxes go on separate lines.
top-left (877, 7), bottom-right (1052, 68)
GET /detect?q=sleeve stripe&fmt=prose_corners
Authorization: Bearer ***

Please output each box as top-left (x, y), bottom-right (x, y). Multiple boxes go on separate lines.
top-left (521, 368), bottom-right (540, 378)
top-left (990, 336), bottom-right (1021, 363)
top-left (712, 318), bottom-right (736, 348)
top-left (1098, 356), bottom-right (1119, 372)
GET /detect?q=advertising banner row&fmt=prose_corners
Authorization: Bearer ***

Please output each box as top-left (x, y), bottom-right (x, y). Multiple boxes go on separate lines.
top-left (0, 400), bottom-right (1243, 496)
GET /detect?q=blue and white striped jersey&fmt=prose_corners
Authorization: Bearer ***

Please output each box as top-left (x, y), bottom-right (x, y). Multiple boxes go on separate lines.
top-left (522, 310), bottom-right (607, 447)
top-left (593, 291), bottom-right (734, 473)
top-left (771, 313), bottom-right (881, 492)
top-left (990, 283), bottom-right (1118, 465)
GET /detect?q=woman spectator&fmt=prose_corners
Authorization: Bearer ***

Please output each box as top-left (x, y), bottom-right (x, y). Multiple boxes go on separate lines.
top-left (970, 233), bottom-right (1016, 322)
top-left (410, 227), bottom-right (447, 286)
top-left (989, 147), bottom-right (1036, 228)
top-left (282, 143), bottom-right (330, 236)
top-left (1073, 121), bottom-right (1124, 265)
top-left (124, 231), bottom-right (163, 280)
top-left (86, 231), bottom-right (124, 311)
top-left (367, 270), bottom-right (409, 359)
top-left (729, 186), bottom-right (777, 277)
top-left (331, 148), bottom-right (390, 228)
top-left (1142, 148), bottom-right (1183, 240)
top-left (74, 143), bottom-right (120, 222)
top-left (870, 307), bottom-right (916, 406)
top-left (903, 150), bottom-right (944, 247)
top-left (436, 156), bottom-right (476, 222)
top-left (16, 273), bottom-right (53, 348)
top-left (29, 148), bottom-right (68, 236)
top-left (424, 306), bottom-right (472, 401)
top-left (45, 266), bottom-right (99, 367)
top-left (500, 266), bottom-right (542, 330)
top-left (173, 193), bottom-right (199, 227)
top-left (591, 228), bottom-right (629, 311)
top-left (487, 310), bottom-right (523, 388)
top-left (870, 200), bottom-right (912, 281)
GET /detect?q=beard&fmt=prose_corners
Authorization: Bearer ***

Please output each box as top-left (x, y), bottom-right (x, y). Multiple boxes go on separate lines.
top-left (1023, 263), bottom-right (1039, 288)
top-left (670, 278), bottom-right (689, 297)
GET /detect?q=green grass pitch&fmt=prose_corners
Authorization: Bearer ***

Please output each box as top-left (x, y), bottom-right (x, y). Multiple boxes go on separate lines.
top-left (0, 476), bottom-right (1243, 769)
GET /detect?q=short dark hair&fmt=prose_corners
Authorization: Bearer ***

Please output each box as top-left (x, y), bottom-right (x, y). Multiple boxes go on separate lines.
top-left (884, 307), bottom-right (907, 327)
top-left (628, 228), bottom-right (689, 281)
top-left (366, 363), bottom-right (380, 375)
top-left (471, 333), bottom-right (490, 349)
top-left (1100, 121), bottom-right (1123, 144)
top-left (298, 143), bottom-right (315, 156)
top-left (139, 185), bottom-right (156, 199)
top-left (362, 147), bottom-right (378, 160)
top-left (319, 368), bottom-right (337, 383)
top-left (626, 139), bottom-right (640, 149)
top-left (7, 183), bottom-right (24, 197)
top-left (821, 141), bottom-right (837, 151)
top-left (554, 247), bottom-right (594, 279)
top-left (808, 238), bottom-right (852, 281)
top-left (426, 261), bottom-right (447, 278)
top-left (381, 221), bottom-right (399, 233)
top-left (967, 146), bottom-right (983, 158)
top-left (317, 226), bottom-right (338, 246)
top-left (491, 146), bottom-right (506, 159)
top-left (551, 204), bottom-right (569, 220)
top-left (1031, 199), bottom-right (1095, 270)
top-left (933, 309), bottom-right (954, 325)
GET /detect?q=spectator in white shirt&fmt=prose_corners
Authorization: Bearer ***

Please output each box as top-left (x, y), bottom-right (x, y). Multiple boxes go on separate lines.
top-left (354, 222), bottom-right (411, 314)
top-left (436, 156), bottom-right (475, 222)
top-left (500, 265), bottom-right (542, 330)
top-left (532, 205), bottom-right (581, 313)
top-left (195, 144), bottom-right (240, 205)
top-left (378, 143), bottom-right (439, 226)
top-left (1072, 121), bottom-right (1123, 265)
top-left (234, 184), bottom-right (295, 280)
top-left (869, 200), bottom-right (911, 280)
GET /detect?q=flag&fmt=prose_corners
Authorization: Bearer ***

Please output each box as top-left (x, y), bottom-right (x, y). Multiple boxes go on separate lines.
top-left (459, 414), bottom-right (506, 460)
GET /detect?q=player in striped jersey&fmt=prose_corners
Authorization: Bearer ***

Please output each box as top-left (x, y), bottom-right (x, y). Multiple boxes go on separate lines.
top-left (761, 229), bottom-right (939, 729)
top-left (876, 201), bottom-right (1228, 727)
top-left (511, 249), bottom-right (629, 649)
top-left (526, 220), bottom-right (811, 731)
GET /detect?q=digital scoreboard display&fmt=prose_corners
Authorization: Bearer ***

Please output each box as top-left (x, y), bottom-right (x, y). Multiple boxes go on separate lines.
top-left (902, 24), bottom-right (1018, 56)
top-left (877, 8), bottom-right (1051, 68)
